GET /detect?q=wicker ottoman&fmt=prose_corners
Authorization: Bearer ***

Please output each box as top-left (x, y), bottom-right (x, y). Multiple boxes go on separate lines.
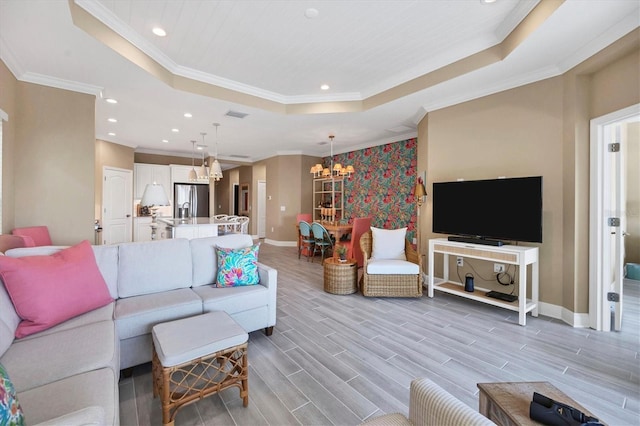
top-left (324, 257), bottom-right (358, 294)
top-left (152, 311), bottom-right (249, 426)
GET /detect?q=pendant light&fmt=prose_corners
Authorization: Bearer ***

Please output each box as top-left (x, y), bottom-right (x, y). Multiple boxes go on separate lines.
top-left (210, 123), bottom-right (223, 181)
top-left (198, 132), bottom-right (209, 181)
top-left (188, 140), bottom-right (198, 182)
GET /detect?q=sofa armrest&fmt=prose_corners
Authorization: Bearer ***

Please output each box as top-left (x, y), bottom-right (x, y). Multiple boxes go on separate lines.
top-left (409, 378), bottom-right (496, 426)
top-left (257, 262), bottom-right (277, 289)
top-left (257, 262), bottom-right (278, 327)
top-left (33, 406), bottom-right (106, 426)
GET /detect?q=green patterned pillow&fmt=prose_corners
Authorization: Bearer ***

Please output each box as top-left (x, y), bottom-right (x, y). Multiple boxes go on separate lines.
top-left (0, 363), bottom-right (25, 426)
top-left (216, 243), bottom-right (260, 287)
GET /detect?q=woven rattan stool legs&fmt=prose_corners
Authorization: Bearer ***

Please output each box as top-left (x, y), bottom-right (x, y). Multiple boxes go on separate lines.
top-left (152, 341), bottom-right (248, 426)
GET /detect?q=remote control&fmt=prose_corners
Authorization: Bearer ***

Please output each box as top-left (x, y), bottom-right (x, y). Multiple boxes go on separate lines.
top-left (486, 291), bottom-right (518, 302)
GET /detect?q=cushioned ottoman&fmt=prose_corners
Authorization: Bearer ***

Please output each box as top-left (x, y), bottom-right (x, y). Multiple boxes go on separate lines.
top-left (151, 311), bottom-right (249, 426)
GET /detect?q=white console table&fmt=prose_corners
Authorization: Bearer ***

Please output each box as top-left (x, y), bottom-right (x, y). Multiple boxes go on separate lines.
top-left (428, 238), bottom-right (539, 326)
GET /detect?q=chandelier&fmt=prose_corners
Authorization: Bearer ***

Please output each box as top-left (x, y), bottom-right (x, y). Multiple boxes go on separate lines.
top-left (310, 135), bottom-right (354, 178)
top-left (209, 123), bottom-right (223, 181)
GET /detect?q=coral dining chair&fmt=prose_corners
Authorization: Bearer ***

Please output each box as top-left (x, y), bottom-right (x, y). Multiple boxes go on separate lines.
top-left (338, 217), bottom-right (372, 267)
top-left (11, 226), bottom-right (52, 247)
top-left (296, 213), bottom-right (313, 255)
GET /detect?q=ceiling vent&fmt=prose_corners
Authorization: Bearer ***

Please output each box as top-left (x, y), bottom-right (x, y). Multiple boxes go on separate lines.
top-left (230, 154), bottom-right (250, 159)
top-left (225, 110), bottom-right (249, 119)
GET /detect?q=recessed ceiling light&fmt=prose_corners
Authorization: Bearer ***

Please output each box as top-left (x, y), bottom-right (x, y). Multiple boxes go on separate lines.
top-left (320, 84), bottom-right (330, 91)
top-left (152, 27), bottom-right (167, 37)
top-left (108, 118), bottom-right (117, 123)
top-left (108, 132), bottom-right (116, 136)
top-left (184, 112), bottom-right (192, 118)
top-left (162, 139), bottom-right (169, 143)
top-left (305, 8), bottom-right (319, 19)
top-left (480, 0), bottom-right (497, 3)
top-left (171, 128), bottom-right (179, 133)
top-left (105, 98), bottom-right (117, 104)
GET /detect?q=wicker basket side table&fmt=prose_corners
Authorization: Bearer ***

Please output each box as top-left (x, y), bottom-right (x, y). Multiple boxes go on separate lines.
top-left (324, 257), bottom-right (358, 294)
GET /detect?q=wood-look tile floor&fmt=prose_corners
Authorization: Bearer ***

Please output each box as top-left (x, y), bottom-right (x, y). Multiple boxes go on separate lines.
top-left (119, 243), bottom-right (640, 425)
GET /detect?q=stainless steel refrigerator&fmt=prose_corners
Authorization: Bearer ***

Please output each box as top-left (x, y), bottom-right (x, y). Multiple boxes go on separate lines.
top-left (173, 183), bottom-right (209, 218)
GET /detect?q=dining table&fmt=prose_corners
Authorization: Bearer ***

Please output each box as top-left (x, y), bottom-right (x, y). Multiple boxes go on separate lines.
top-left (319, 221), bottom-right (353, 242)
top-left (295, 221), bottom-right (353, 248)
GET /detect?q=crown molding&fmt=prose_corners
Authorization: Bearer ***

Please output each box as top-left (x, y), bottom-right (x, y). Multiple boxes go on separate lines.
top-left (19, 72), bottom-right (103, 95)
top-left (557, 11), bottom-right (640, 74)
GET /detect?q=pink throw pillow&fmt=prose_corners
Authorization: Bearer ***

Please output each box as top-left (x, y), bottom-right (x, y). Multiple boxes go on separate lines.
top-left (0, 240), bottom-right (113, 338)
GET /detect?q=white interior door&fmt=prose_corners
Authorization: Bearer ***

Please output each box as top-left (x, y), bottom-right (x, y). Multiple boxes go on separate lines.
top-left (589, 104), bottom-right (638, 331)
top-left (258, 180), bottom-right (266, 238)
top-left (103, 167), bottom-right (133, 245)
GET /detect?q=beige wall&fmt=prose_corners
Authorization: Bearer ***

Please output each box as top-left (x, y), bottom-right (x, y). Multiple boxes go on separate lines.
top-left (13, 82), bottom-right (96, 245)
top-left (423, 77), bottom-right (564, 304)
top-left (0, 61), bottom-right (17, 234)
top-left (261, 154), bottom-right (320, 242)
top-left (418, 32), bottom-right (639, 313)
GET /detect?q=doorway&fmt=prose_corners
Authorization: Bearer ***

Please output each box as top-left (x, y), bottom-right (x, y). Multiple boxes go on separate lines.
top-left (102, 167), bottom-right (133, 245)
top-left (589, 104), bottom-right (639, 331)
top-left (233, 183), bottom-right (239, 216)
top-left (257, 180), bottom-right (266, 239)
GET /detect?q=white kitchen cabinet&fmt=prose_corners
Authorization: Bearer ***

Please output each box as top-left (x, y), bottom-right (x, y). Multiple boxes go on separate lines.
top-left (133, 217), bottom-right (153, 242)
top-left (134, 164), bottom-right (171, 201)
top-left (170, 165), bottom-right (195, 185)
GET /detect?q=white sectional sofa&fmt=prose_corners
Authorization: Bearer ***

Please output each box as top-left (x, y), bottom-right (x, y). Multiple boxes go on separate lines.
top-left (0, 234), bottom-right (277, 425)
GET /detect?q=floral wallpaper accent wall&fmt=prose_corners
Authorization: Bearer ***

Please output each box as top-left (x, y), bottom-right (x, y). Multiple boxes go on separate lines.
top-left (326, 138), bottom-right (418, 243)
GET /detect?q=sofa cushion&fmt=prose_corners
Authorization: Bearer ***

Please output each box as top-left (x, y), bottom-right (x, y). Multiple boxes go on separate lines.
top-left (191, 234), bottom-right (254, 287)
top-left (117, 239), bottom-right (193, 298)
top-left (0, 320), bottom-right (118, 393)
top-left (192, 284), bottom-right (269, 314)
top-left (216, 243), bottom-right (260, 287)
top-left (15, 303), bottom-right (114, 342)
top-left (115, 288), bottom-right (202, 340)
top-left (367, 259), bottom-right (420, 275)
top-left (371, 227), bottom-right (407, 260)
top-left (0, 240), bottom-right (113, 338)
top-left (0, 362), bottom-right (24, 425)
top-left (17, 368), bottom-right (116, 426)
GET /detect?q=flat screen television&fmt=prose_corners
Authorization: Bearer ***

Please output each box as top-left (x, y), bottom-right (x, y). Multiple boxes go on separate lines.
top-left (432, 176), bottom-right (543, 245)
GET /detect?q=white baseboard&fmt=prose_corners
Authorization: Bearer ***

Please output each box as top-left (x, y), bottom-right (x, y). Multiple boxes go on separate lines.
top-left (264, 239), bottom-right (297, 247)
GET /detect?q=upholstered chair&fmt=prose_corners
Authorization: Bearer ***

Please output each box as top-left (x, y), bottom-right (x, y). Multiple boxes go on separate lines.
top-left (361, 377), bottom-right (495, 425)
top-left (359, 228), bottom-right (422, 297)
top-left (11, 226), bottom-right (52, 247)
top-left (338, 217), bottom-right (372, 267)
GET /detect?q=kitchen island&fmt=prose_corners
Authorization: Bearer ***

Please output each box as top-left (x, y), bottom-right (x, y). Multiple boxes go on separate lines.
top-left (159, 217), bottom-right (236, 239)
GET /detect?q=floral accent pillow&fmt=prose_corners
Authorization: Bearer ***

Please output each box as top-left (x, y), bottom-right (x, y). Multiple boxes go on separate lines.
top-left (216, 243), bottom-right (260, 287)
top-left (0, 363), bottom-right (24, 426)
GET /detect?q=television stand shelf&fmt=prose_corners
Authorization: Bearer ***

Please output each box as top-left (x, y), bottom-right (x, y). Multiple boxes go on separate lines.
top-left (427, 238), bottom-right (539, 326)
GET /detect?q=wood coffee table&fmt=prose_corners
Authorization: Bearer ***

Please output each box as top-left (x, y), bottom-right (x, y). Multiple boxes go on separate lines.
top-left (477, 381), bottom-right (602, 426)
